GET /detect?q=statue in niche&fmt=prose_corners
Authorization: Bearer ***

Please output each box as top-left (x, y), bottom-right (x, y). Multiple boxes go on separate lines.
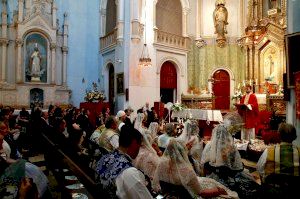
top-left (269, 0), bottom-right (277, 9)
top-left (213, 0), bottom-right (228, 47)
top-left (29, 43), bottom-right (43, 81)
top-left (265, 52), bottom-right (277, 82)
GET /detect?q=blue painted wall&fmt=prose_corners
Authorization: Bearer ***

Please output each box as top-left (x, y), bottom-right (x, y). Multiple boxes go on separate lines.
top-left (56, 0), bottom-right (101, 106)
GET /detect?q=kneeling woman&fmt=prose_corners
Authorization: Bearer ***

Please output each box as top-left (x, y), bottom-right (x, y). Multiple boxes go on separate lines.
top-left (153, 138), bottom-right (238, 198)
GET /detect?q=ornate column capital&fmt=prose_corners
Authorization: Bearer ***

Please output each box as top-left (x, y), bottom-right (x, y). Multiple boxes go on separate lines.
top-left (50, 43), bottom-right (57, 50)
top-left (15, 39), bottom-right (23, 47)
top-left (182, 8), bottom-right (190, 15)
top-left (0, 38), bottom-right (9, 45)
top-left (62, 46), bottom-right (69, 53)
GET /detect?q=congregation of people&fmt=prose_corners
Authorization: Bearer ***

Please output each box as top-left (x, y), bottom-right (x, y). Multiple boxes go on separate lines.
top-left (0, 102), bottom-right (299, 199)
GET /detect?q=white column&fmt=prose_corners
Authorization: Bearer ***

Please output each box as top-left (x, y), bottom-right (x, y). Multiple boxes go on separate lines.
top-left (15, 39), bottom-right (23, 83)
top-left (25, 0), bottom-right (31, 17)
top-left (116, 0), bottom-right (124, 42)
top-left (50, 43), bottom-right (56, 84)
top-left (52, 1), bottom-right (57, 29)
top-left (196, 0), bottom-right (201, 39)
top-left (1, 40), bottom-right (8, 82)
top-left (152, 0), bottom-right (158, 29)
top-left (131, 0), bottom-right (140, 41)
top-left (1, 1), bottom-right (8, 82)
top-left (62, 12), bottom-right (69, 86)
top-left (18, 0), bottom-right (24, 22)
top-left (239, 0), bottom-right (245, 36)
top-left (182, 9), bottom-right (188, 37)
top-left (62, 47), bottom-right (68, 86)
top-left (100, 9), bottom-right (106, 36)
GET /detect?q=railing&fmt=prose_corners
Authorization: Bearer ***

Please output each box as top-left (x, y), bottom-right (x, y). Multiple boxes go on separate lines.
top-left (100, 29), bottom-right (117, 52)
top-left (154, 29), bottom-right (189, 50)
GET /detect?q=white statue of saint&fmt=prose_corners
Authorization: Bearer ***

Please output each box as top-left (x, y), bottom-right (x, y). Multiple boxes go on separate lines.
top-left (30, 43), bottom-right (41, 77)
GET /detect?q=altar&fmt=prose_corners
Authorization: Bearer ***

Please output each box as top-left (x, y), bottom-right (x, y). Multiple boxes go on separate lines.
top-left (171, 109), bottom-right (223, 122)
top-left (172, 109), bottom-right (223, 138)
top-left (79, 102), bottom-right (110, 127)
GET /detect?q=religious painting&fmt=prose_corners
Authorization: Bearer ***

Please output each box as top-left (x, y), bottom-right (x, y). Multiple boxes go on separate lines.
top-left (25, 33), bottom-right (48, 83)
top-left (262, 47), bottom-right (279, 83)
top-left (116, 73), bottom-right (124, 94)
top-left (30, 88), bottom-right (44, 108)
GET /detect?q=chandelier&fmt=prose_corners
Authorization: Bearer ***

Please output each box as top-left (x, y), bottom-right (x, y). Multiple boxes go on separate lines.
top-left (138, 43), bottom-right (152, 67)
top-left (138, 1), bottom-right (151, 67)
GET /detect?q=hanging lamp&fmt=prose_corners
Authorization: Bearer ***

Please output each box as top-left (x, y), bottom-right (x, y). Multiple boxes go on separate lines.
top-left (138, 1), bottom-right (151, 67)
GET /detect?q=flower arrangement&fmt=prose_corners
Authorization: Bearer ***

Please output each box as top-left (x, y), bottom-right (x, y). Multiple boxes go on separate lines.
top-left (231, 90), bottom-right (242, 100)
top-left (84, 82), bottom-right (106, 102)
top-left (171, 103), bottom-right (186, 112)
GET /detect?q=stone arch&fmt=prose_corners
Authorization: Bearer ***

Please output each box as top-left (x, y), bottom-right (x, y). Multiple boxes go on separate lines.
top-left (209, 67), bottom-right (235, 107)
top-left (22, 29), bottom-right (52, 44)
top-left (154, 0), bottom-right (190, 36)
top-left (157, 56), bottom-right (184, 77)
top-left (210, 67), bottom-right (235, 80)
top-left (100, 0), bottom-right (117, 35)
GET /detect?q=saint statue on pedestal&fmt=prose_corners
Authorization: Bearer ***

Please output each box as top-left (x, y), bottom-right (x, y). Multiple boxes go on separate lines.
top-left (30, 43), bottom-right (41, 76)
top-left (213, 0), bottom-right (228, 47)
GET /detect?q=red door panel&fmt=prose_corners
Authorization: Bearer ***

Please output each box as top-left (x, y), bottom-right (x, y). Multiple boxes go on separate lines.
top-left (213, 70), bottom-right (230, 110)
top-left (160, 61), bottom-right (177, 89)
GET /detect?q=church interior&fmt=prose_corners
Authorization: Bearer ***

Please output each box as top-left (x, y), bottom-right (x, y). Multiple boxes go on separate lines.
top-left (1, 0), bottom-right (300, 198)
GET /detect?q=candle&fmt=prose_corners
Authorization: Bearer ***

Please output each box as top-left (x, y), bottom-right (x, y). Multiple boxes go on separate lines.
top-left (237, 83), bottom-right (240, 90)
top-left (250, 79), bottom-right (252, 85)
top-left (256, 79), bottom-right (258, 84)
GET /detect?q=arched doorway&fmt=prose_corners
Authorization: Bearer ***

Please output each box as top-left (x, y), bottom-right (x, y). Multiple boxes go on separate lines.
top-left (108, 64), bottom-right (115, 112)
top-left (160, 61), bottom-right (177, 103)
top-left (213, 69), bottom-right (230, 110)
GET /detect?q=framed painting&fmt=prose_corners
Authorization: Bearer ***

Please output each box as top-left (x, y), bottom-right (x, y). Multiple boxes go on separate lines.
top-left (116, 73), bottom-right (124, 94)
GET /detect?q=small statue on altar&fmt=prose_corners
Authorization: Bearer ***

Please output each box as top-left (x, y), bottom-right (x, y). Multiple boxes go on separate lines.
top-left (213, 0), bottom-right (228, 47)
top-left (269, 0), bottom-right (277, 9)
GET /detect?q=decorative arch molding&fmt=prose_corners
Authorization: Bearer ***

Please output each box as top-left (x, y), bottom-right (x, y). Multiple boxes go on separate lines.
top-left (17, 15), bottom-right (57, 44)
top-left (210, 67), bottom-right (235, 80)
top-left (154, 0), bottom-right (190, 36)
top-left (102, 59), bottom-right (115, 75)
top-left (22, 29), bottom-right (52, 44)
top-left (154, 0), bottom-right (190, 11)
top-left (156, 56), bottom-right (184, 77)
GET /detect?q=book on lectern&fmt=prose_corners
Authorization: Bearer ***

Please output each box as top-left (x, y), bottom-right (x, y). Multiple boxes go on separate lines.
top-left (234, 103), bottom-right (252, 110)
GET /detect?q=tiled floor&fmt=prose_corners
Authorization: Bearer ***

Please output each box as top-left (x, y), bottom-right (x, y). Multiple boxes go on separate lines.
top-left (27, 153), bottom-right (62, 198)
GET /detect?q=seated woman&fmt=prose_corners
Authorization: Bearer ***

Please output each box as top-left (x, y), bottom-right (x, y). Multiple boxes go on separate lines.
top-left (0, 122), bottom-right (49, 198)
top-left (153, 138), bottom-right (238, 198)
top-left (147, 122), bottom-right (163, 156)
top-left (201, 124), bottom-right (260, 199)
top-left (177, 120), bottom-right (203, 176)
top-left (133, 133), bottom-right (161, 181)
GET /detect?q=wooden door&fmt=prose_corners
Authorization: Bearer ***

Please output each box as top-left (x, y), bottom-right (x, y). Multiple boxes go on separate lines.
top-left (213, 70), bottom-right (230, 110)
top-left (108, 64), bottom-right (115, 112)
top-left (160, 61), bottom-right (177, 103)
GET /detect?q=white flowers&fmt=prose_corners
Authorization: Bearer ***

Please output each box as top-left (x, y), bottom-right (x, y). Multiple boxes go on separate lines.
top-left (232, 90), bottom-right (242, 100)
top-left (171, 103), bottom-right (185, 111)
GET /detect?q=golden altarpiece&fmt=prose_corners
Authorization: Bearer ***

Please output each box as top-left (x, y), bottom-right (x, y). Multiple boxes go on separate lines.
top-left (237, 0), bottom-right (287, 115)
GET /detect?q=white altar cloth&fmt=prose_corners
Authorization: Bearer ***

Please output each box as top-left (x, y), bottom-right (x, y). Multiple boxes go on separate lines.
top-left (171, 109), bottom-right (223, 122)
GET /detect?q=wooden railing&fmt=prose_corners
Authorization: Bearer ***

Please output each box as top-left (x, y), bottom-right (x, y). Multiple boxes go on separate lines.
top-left (154, 29), bottom-right (189, 50)
top-left (100, 29), bottom-right (117, 52)
top-left (42, 134), bottom-right (107, 198)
